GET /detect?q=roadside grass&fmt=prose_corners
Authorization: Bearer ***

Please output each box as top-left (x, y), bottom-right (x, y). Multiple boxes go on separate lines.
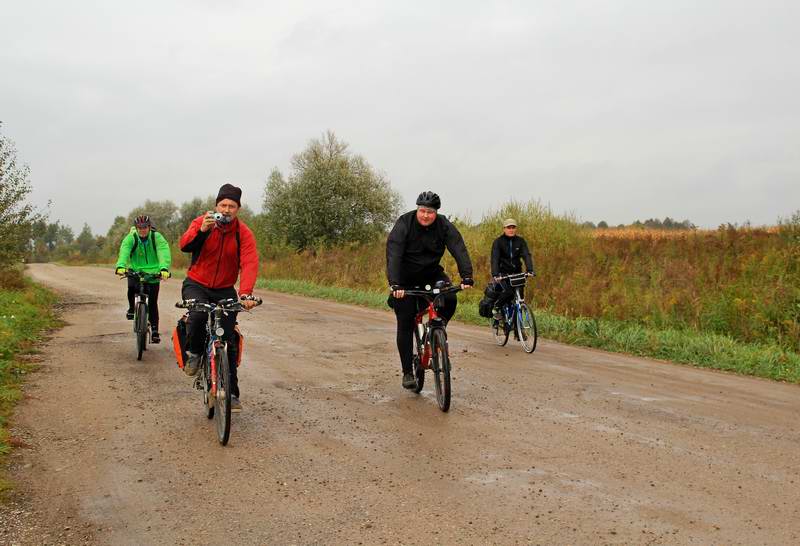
top-left (257, 278), bottom-right (800, 384)
top-left (0, 279), bottom-right (59, 495)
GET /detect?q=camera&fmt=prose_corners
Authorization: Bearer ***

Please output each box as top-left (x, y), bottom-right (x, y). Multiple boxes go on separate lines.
top-left (213, 212), bottom-right (232, 224)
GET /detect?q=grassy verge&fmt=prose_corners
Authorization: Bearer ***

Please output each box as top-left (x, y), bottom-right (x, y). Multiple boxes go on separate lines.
top-left (0, 280), bottom-right (60, 494)
top-left (257, 278), bottom-right (800, 384)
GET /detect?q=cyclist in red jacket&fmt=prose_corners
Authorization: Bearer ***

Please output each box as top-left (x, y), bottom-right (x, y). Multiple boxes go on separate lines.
top-left (180, 183), bottom-right (259, 412)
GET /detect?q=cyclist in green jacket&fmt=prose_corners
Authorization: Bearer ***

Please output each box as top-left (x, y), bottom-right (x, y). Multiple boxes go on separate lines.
top-left (114, 215), bottom-right (172, 343)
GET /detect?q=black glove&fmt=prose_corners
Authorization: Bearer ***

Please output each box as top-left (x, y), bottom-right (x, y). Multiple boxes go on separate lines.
top-left (461, 278), bottom-right (474, 287)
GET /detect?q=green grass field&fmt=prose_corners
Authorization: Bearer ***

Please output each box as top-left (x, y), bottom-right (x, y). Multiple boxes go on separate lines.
top-left (0, 280), bottom-right (59, 494)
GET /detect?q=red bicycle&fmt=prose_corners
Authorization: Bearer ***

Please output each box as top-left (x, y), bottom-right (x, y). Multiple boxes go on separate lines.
top-left (401, 282), bottom-right (462, 412)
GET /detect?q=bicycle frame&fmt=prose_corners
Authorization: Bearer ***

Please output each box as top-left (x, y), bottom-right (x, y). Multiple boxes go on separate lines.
top-left (495, 272), bottom-right (530, 326)
top-left (414, 299), bottom-right (444, 370)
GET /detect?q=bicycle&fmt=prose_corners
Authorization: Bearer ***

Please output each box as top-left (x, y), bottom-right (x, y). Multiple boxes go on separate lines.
top-left (399, 282), bottom-right (462, 412)
top-left (175, 296), bottom-right (262, 445)
top-left (490, 272), bottom-right (537, 353)
top-left (121, 270), bottom-right (163, 360)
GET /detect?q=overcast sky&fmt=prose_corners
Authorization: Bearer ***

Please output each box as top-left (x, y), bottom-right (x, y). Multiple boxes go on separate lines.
top-left (2, 0), bottom-right (798, 233)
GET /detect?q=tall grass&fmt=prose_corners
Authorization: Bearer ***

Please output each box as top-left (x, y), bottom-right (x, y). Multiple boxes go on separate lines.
top-left (261, 200), bottom-right (800, 350)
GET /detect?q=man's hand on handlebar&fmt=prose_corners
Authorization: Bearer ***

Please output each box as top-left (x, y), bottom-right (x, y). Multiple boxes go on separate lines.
top-left (240, 295), bottom-right (260, 310)
top-left (115, 267), bottom-right (127, 277)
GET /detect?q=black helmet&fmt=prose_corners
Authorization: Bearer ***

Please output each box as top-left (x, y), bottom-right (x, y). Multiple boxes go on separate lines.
top-left (415, 191), bottom-right (441, 210)
top-left (134, 215), bottom-right (151, 228)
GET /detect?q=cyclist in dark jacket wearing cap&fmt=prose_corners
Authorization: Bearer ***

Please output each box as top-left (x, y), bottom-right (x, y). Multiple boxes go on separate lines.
top-left (387, 191), bottom-right (474, 389)
top-left (489, 218), bottom-right (535, 313)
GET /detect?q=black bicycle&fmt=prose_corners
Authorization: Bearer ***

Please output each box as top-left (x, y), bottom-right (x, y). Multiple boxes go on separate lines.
top-left (490, 272), bottom-right (537, 353)
top-left (122, 270), bottom-right (163, 360)
top-left (399, 282), bottom-right (462, 412)
top-left (176, 296), bottom-right (262, 445)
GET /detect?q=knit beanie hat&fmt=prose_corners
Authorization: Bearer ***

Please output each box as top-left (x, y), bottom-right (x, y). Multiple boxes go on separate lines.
top-left (216, 183), bottom-right (242, 206)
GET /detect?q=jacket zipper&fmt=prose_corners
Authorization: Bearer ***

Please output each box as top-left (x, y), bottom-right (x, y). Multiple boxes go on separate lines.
top-left (211, 231), bottom-right (226, 287)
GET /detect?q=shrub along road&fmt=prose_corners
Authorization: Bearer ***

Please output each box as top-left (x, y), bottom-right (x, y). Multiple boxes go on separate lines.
top-left (2, 264), bottom-right (799, 545)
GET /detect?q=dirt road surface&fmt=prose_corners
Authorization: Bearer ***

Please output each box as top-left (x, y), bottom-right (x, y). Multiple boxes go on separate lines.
top-left (1, 263), bottom-right (799, 545)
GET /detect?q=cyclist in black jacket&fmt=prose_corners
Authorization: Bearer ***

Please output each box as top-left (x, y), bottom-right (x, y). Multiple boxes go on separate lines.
top-left (387, 191), bottom-right (474, 389)
top-left (490, 218), bottom-right (535, 309)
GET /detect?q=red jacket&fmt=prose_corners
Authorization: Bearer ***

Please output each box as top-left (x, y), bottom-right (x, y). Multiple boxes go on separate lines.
top-left (179, 216), bottom-right (259, 295)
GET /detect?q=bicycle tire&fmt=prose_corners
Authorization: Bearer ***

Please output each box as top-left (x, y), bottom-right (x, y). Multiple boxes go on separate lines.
top-left (430, 328), bottom-right (451, 412)
top-left (215, 345), bottom-right (232, 445)
top-left (517, 303), bottom-right (538, 353)
top-left (412, 327), bottom-right (425, 393)
top-left (135, 302), bottom-right (147, 360)
top-left (202, 355), bottom-right (214, 419)
top-left (491, 314), bottom-right (510, 346)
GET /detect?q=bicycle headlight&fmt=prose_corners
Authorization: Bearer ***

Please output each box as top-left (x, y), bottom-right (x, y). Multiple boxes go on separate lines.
top-left (215, 327), bottom-right (225, 336)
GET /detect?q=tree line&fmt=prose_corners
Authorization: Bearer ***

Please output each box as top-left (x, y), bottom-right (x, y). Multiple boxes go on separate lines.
top-left (4, 130), bottom-right (402, 270)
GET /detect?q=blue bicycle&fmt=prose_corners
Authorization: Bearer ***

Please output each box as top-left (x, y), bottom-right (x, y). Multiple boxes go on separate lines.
top-left (490, 272), bottom-right (537, 353)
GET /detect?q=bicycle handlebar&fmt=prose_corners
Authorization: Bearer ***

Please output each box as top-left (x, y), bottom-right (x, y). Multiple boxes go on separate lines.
top-left (121, 270), bottom-right (163, 282)
top-left (175, 296), bottom-right (263, 312)
top-left (396, 285), bottom-right (463, 299)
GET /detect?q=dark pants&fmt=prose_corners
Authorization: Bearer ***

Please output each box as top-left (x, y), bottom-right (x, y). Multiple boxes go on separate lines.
top-left (182, 278), bottom-right (241, 398)
top-left (390, 275), bottom-right (458, 375)
top-left (128, 278), bottom-right (161, 331)
top-left (495, 281), bottom-right (523, 308)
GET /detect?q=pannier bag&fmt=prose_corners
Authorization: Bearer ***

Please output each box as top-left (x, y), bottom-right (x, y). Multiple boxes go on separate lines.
top-left (478, 282), bottom-right (502, 318)
top-left (172, 314), bottom-right (189, 369)
top-left (172, 315), bottom-right (245, 369)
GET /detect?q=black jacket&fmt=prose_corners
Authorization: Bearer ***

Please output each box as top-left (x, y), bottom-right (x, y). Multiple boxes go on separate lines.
top-left (386, 210), bottom-right (473, 286)
top-left (491, 234), bottom-right (534, 276)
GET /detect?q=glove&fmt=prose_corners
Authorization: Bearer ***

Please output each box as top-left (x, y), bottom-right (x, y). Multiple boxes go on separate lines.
top-left (461, 277), bottom-right (474, 287)
top-left (115, 267), bottom-right (126, 276)
top-left (160, 269), bottom-right (171, 280)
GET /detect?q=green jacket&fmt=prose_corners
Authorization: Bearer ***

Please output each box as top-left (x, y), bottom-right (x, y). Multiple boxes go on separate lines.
top-left (115, 228), bottom-right (172, 283)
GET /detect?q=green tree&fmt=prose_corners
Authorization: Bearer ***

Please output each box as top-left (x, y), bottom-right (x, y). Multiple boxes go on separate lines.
top-left (76, 223), bottom-right (95, 256)
top-left (262, 131), bottom-right (401, 250)
top-left (0, 122), bottom-right (43, 270)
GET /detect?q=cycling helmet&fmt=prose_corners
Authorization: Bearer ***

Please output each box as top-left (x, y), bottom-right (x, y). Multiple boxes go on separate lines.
top-left (134, 215), bottom-right (151, 228)
top-left (415, 191), bottom-right (441, 210)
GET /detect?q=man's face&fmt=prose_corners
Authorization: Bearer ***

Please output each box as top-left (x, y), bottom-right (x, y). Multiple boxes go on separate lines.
top-left (416, 206), bottom-right (437, 227)
top-left (136, 226), bottom-right (150, 238)
top-left (503, 225), bottom-right (517, 236)
top-left (215, 199), bottom-right (240, 219)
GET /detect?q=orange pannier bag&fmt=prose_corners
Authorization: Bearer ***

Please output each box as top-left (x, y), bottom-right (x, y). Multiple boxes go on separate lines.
top-left (172, 315), bottom-right (244, 369)
top-left (172, 315), bottom-right (189, 369)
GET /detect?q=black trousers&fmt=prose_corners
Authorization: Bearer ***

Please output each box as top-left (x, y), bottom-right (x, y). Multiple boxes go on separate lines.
top-left (390, 275), bottom-right (457, 374)
top-left (128, 278), bottom-right (161, 331)
top-left (181, 278), bottom-right (241, 397)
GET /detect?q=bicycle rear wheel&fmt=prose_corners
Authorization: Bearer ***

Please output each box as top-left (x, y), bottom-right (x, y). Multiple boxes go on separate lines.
top-left (214, 345), bottom-right (232, 445)
top-left (412, 327), bottom-right (425, 393)
top-left (491, 313), bottom-right (509, 346)
top-left (135, 302), bottom-right (147, 360)
top-left (517, 303), bottom-right (538, 353)
top-left (430, 328), bottom-right (451, 412)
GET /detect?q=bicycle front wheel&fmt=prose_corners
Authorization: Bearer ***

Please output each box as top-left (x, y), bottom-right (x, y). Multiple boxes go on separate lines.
top-left (135, 302), bottom-right (147, 360)
top-left (517, 303), bottom-right (538, 353)
top-left (430, 328), bottom-right (451, 412)
top-left (214, 345), bottom-right (232, 445)
top-left (202, 355), bottom-right (214, 419)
